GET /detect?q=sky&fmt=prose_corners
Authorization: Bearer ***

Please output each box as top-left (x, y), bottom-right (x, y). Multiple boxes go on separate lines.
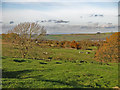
top-left (0, 0), bottom-right (119, 34)
top-left (2, 1), bottom-right (118, 25)
top-left (2, 0), bottom-right (120, 2)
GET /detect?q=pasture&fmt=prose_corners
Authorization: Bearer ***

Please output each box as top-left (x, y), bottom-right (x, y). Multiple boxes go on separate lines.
top-left (1, 33), bottom-right (119, 88)
top-left (2, 56), bottom-right (118, 88)
top-left (2, 43), bottom-right (119, 88)
top-left (45, 33), bottom-right (112, 41)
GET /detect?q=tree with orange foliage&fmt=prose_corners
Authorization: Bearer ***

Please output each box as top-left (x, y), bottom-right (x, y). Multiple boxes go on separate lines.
top-left (95, 32), bottom-right (120, 63)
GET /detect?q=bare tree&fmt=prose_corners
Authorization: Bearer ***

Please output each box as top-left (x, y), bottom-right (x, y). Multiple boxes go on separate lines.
top-left (10, 22), bottom-right (46, 58)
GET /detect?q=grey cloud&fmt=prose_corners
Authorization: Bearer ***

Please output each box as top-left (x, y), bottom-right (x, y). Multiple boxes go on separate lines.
top-left (37, 19), bottom-right (69, 23)
top-left (10, 21), bottom-right (14, 24)
top-left (90, 14), bottom-right (104, 17)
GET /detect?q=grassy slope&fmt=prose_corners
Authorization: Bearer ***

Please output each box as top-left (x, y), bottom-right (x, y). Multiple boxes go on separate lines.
top-left (2, 33), bottom-right (118, 88)
top-left (2, 44), bottom-right (96, 62)
top-left (2, 44), bottom-right (118, 88)
top-left (2, 57), bottom-right (118, 88)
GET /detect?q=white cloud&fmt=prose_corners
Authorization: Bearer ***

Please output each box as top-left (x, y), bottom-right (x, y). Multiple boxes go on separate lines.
top-left (3, 9), bottom-right (60, 24)
top-left (2, 1), bottom-right (118, 25)
top-left (3, 5), bottom-right (118, 25)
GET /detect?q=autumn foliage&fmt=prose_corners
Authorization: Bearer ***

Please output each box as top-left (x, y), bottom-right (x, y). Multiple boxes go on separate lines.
top-left (95, 32), bottom-right (120, 63)
top-left (2, 33), bottom-right (19, 43)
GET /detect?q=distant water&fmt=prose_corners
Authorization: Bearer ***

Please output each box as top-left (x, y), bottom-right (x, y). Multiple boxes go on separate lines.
top-left (1, 24), bottom-right (118, 34)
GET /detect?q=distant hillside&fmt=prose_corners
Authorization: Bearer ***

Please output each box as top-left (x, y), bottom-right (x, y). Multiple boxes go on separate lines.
top-left (0, 32), bottom-right (114, 41)
top-left (44, 33), bottom-right (113, 41)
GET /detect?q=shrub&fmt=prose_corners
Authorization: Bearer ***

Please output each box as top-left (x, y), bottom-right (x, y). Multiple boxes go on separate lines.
top-left (78, 40), bottom-right (92, 50)
top-left (70, 40), bottom-right (77, 49)
top-left (2, 33), bottom-right (19, 43)
top-left (64, 41), bottom-right (71, 48)
top-left (95, 32), bottom-right (120, 63)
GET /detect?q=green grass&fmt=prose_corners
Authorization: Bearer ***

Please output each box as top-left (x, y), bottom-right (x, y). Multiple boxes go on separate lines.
top-left (2, 44), bottom-right (96, 62)
top-left (2, 33), bottom-right (119, 88)
top-left (0, 35), bottom-right (2, 39)
top-left (2, 57), bottom-right (118, 88)
top-left (44, 33), bottom-right (112, 41)
top-left (2, 43), bottom-right (119, 88)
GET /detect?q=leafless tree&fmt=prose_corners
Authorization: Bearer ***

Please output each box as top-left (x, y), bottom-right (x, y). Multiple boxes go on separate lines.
top-left (10, 22), bottom-right (46, 58)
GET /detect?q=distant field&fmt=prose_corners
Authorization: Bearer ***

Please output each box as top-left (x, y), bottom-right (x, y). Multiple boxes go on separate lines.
top-left (0, 32), bottom-right (113, 41)
top-left (45, 33), bottom-right (112, 41)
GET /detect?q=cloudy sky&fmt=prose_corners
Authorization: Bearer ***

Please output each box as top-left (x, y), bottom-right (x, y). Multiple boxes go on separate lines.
top-left (2, 0), bottom-right (118, 25)
top-left (0, 0), bottom-right (119, 34)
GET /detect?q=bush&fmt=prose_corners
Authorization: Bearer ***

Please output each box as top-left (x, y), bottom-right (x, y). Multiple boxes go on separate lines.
top-left (78, 40), bottom-right (93, 50)
top-left (95, 32), bottom-right (120, 63)
top-left (2, 33), bottom-right (19, 43)
top-left (70, 40), bottom-right (77, 48)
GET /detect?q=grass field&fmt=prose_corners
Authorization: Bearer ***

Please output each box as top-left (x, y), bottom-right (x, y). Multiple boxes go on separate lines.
top-left (2, 43), bottom-right (119, 88)
top-left (2, 44), bottom-right (97, 62)
top-left (1, 33), bottom-right (119, 88)
top-left (44, 33), bottom-right (112, 41)
top-left (2, 56), bottom-right (118, 88)
top-left (0, 35), bottom-right (2, 39)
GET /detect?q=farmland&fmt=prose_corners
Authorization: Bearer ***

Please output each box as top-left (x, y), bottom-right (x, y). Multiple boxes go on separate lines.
top-left (44, 33), bottom-right (112, 41)
top-left (2, 1), bottom-right (119, 89)
top-left (2, 36), bottom-right (119, 88)
top-left (2, 56), bottom-right (118, 88)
